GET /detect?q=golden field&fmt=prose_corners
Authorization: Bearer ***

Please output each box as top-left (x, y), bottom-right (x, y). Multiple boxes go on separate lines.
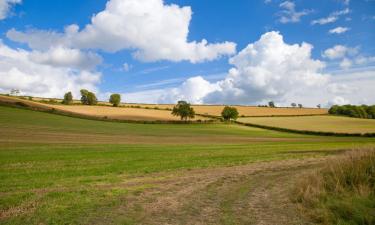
top-left (237, 115), bottom-right (375, 134)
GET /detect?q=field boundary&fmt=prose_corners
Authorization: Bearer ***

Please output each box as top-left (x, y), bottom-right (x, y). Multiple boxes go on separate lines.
top-left (0, 101), bottom-right (219, 124)
top-left (235, 121), bottom-right (375, 137)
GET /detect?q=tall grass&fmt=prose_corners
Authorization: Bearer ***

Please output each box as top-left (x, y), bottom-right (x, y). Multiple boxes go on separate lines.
top-left (293, 149), bottom-right (375, 224)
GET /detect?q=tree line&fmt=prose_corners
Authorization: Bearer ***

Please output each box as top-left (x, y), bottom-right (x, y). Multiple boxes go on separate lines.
top-left (329, 104), bottom-right (375, 119)
top-left (62, 90), bottom-right (121, 107)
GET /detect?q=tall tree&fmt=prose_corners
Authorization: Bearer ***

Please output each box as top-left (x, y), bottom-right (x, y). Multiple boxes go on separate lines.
top-left (62, 92), bottom-right (73, 105)
top-left (221, 106), bottom-right (239, 121)
top-left (171, 101), bottom-right (195, 121)
top-left (109, 94), bottom-right (121, 107)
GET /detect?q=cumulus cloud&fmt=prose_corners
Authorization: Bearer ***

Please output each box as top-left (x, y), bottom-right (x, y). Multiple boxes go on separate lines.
top-left (329, 26), bottom-right (350, 34)
top-left (322, 45), bottom-right (358, 59)
top-left (159, 76), bottom-right (219, 104)
top-left (0, 0), bottom-right (21, 20)
top-left (153, 31), bottom-right (330, 105)
top-left (0, 40), bottom-right (101, 98)
top-left (323, 45), bottom-right (375, 70)
top-left (278, 1), bottom-right (311, 23)
top-left (29, 46), bottom-right (102, 70)
top-left (7, 0), bottom-right (236, 63)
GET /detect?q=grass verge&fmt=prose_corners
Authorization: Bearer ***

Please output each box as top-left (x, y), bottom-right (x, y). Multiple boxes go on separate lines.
top-left (293, 149), bottom-right (375, 224)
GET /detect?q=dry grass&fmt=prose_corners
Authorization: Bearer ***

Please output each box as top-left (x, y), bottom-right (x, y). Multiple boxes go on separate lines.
top-left (0, 95), bottom-right (206, 121)
top-left (50, 105), bottom-right (207, 121)
top-left (238, 115), bottom-right (375, 134)
top-left (293, 149), bottom-right (375, 224)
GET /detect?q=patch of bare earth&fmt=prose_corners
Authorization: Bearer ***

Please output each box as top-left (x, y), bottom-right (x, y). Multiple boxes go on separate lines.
top-left (89, 157), bottom-right (329, 225)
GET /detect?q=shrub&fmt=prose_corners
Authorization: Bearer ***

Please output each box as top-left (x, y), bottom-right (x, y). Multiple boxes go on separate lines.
top-left (293, 149), bottom-right (375, 224)
top-left (171, 100), bottom-right (195, 121)
top-left (62, 92), bottom-right (73, 105)
top-left (221, 106), bottom-right (239, 121)
top-left (109, 93), bottom-right (121, 107)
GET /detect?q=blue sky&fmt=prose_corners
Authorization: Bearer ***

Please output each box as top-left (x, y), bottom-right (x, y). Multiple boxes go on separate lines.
top-left (0, 0), bottom-right (374, 106)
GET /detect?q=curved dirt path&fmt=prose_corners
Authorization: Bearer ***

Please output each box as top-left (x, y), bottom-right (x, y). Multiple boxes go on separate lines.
top-left (89, 157), bottom-right (327, 225)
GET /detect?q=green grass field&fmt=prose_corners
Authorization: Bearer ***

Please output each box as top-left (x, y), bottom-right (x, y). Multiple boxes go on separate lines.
top-left (238, 115), bottom-right (375, 134)
top-left (1, 106), bottom-right (375, 224)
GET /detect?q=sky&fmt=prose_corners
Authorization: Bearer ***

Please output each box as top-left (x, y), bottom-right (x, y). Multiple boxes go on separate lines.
top-left (0, 0), bottom-right (374, 107)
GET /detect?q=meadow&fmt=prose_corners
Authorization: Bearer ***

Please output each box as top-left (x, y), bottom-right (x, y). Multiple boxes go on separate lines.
top-left (237, 115), bottom-right (375, 134)
top-left (1, 105), bottom-right (375, 224)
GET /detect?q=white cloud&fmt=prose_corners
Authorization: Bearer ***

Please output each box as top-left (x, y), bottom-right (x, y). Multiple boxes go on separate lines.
top-left (340, 58), bottom-right (352, 69)
top-left (149, 31), bottom-right (329, 105)
top-left (311, 16), bottom-right (338, 25)
top-left (311, 8), bottom-right (350, 25)
top-left (0, 0), bottom-right (21, 20)
top-left (29, 46), bottom-right (102, 70)
top-left (159, 76), bottom-right (220, 104)
top-left (323, 45), bottom-right (375, 70)
top-left (7, 0), bottom-right (236, 63)
top-left (328, 96), bottom-right (349, 105)
top-left (322, 45), bottom-right (357, 59)
top-left (0, 40), bottom-right (101, 98)
top-left (278, 1), bottom-right (311, 23)
top-left (329, 26), bottom-right (350, 34)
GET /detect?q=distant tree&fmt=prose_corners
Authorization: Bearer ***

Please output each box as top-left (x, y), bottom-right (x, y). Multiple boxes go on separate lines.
top-left (291, 103), bottom-right (297, 107)
top-left (268, 101), bottom-right (275, 108)
top-left (87, 92), bottom-right (97, 105)
top-left (171, 101), bottom-right (195, 121)
top-left (221, 106), bottom-right (239, 121)
top-left (317, 104), bottom-right (321, 109)
top-left (80, 89), bottom-right (89, 104)
top-left (80, 89), bottom-right (97, 105)
top-left (109, 94), bottom-right (121, 107)
top-left (298, 104), bottom-right (303, 108)
top-left (62, 92), bottom-right (73, 105)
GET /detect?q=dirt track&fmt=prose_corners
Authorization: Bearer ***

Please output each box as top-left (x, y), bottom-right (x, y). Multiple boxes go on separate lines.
top-left (89, 157), bottom-right (327, 225)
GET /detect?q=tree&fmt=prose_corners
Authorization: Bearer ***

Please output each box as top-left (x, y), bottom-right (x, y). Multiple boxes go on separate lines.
top-left (80, 89), bottom-right (89, 104)
top-left (87, 92), bottom-right (97, 105)
top-left (221, 106), bottom-right (239, 121)
top-left (80, 89), bottom-right (97, 105)
top-left (317, 104), bottom-right (321, 109)
top-left (171, 101), bottom-right (195, 121)
top-left (62, 92), bottom-right (73, 105)
top-left (298, 104), bottom-right (303, 108)
top-left (291, 103), bottom-right (297, 107)
top-left (109, 94), bottom-right (121, 107)
top-left (268, 101), bottom-right (275, 108)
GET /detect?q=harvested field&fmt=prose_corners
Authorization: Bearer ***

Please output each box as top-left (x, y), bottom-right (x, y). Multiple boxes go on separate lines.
top-left (124, 104), bottom-right (327, 116)
top-left (238, 115), bottom-right (375, 134)
top-left (50, 105), bottom-right (208, 121)
top-left (0, 95), bottom-right (207, 121)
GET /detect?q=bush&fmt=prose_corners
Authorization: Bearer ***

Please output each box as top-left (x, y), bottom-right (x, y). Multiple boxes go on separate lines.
top-left (62, 92), bottom-right (73, 105)
top-left (293, 149), bottom-right (375, 224)
top-left (221, 106), bottom-right (239, 121)
top-left (109, 93), bottom-right (121, 107)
